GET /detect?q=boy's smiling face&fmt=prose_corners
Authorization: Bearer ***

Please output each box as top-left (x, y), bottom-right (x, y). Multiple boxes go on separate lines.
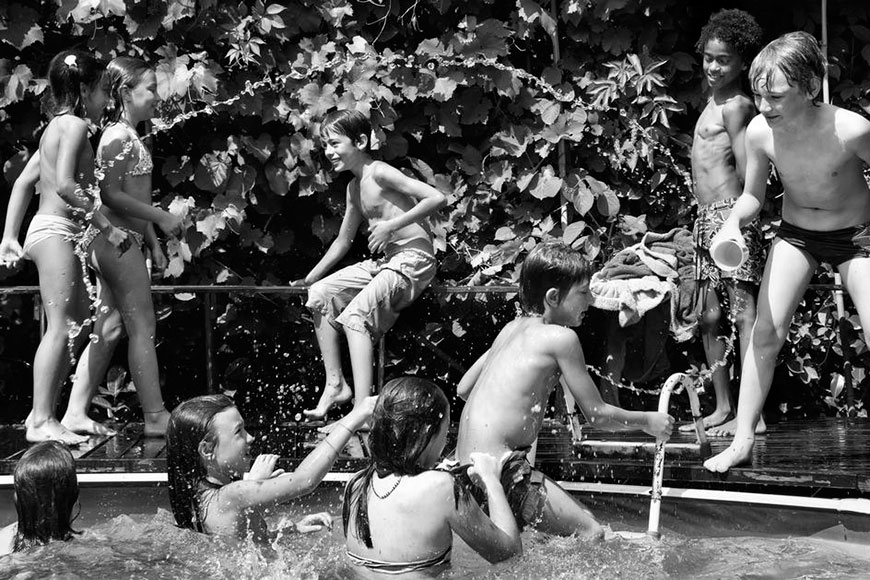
top-left (322, 129), bottom-right (364, 172)
top-left (702, 38), bottom-right (744, 92)
top-left (753, 67), bottom-right (815, 127)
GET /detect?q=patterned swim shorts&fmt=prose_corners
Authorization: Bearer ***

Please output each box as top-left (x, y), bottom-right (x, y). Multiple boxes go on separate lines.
top-left (693, 198), bottom-right (765, 285)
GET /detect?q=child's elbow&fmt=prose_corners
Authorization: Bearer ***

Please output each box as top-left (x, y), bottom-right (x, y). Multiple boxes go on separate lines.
top-left (434, 191), bottom-right (448, 210)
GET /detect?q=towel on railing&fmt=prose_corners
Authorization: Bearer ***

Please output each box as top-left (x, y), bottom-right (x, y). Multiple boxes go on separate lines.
top-left (591, 227), bottom-right (698, 341)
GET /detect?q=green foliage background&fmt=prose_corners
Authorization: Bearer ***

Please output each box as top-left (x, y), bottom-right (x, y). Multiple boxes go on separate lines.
top-left (1, 0), bottom-right (870, 421)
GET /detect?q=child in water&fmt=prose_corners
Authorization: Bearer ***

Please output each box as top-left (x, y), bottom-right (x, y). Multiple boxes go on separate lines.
top-left (689, 9), bottom-right (765, 432)
top-left (19, 50), bottom-right (130, 445)
top-left (0, 441), bottom-right (80, 555)
top-left (292, 109), bottom-right (446, 421)
top-left (166, 394), bottom-right (375, 542)
top-left (343, 376), bottom-right (521, 576)
top-left (457, 241), bottom-right (674, 536)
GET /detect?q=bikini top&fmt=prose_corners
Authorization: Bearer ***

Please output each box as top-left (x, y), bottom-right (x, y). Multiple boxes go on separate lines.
top-left (101, 121), bottom-right (153, 177)
top-left (346, 546), bottom-right (452, 574)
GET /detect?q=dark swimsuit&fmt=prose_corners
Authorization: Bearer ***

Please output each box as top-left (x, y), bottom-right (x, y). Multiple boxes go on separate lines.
top-left (776, 220), bottom-right (870, 266)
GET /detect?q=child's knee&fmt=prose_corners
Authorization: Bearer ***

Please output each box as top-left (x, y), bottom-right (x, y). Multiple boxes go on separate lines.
top-left (698, 306), bottom-right (723, 332)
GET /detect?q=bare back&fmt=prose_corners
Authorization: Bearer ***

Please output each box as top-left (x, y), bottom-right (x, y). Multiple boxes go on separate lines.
top-left (692, 94), bottom-right (753, 205)
top-left (457, 317), bottom-right (562, 462)
top-left (757, 105), bottom-right (870, 229)
top-left (37, 115), bottom-right (96, 218)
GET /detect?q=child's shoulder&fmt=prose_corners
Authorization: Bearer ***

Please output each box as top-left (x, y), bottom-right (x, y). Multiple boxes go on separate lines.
top-left (51, 114), bottom-right (89, 137)
top-left (0, 522), bottom-right (16, 555)
top-left (721, 93), bottom-right (755, 119)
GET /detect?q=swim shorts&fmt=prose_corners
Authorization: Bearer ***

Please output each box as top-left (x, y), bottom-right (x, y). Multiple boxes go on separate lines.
top-left (693, 198), bottom-right (764, 285)
top-left (453, 450), bottom-right (548, 530)
top-left (776, 219), bottom-right (870, 266)
top-left (305, 244), bottom-right (436, 342)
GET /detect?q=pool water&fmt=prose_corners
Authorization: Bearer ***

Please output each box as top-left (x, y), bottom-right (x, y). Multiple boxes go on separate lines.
top-left (1, 485), bottom-right (869, 579)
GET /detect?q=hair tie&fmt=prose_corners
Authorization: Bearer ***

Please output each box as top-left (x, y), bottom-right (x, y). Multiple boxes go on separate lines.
top-left (64, 54), bottom-right (78, 68)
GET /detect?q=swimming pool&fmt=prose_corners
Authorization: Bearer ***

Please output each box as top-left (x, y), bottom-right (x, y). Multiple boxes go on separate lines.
top-left (1, 483), bottom-right (869, 579)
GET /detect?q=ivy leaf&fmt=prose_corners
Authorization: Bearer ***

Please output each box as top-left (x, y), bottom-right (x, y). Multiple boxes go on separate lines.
top-left (196, 212), bottom-right (225, 242)
top-left (431, 76), bottom-right (459, 102)
top-left (2, 64), bottom-right (33, 105)
top-left (530, 99), bottom-right (561, 125)
top-left (298, 82), bottom-right (336, 118)
top-left (194, 152), bottom-right (229, 193)
top-left (241, 134), bottom-right (275, 163)
top-left (0, 5), bottom-right (43, 49)
top-left (495, 226), bottom-right (515, 241)
top-left (563, 220), bottom-right (586, 246)
top-left (490, 124), bottom-right (531, 157)
top-left (528, 166), bottom-right (563, 200)
top-left (595, 182), bottom-right (620, 217)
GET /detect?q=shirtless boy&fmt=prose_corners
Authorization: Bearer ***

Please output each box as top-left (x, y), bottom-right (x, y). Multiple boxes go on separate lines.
top-left (690, 9), bottom-right (765, 432)
top-left (293, 109), bottom-right (447, 418)
top-left (705, 32), bottom-right (870, 472)
top-left (456, 241), bottom-right (674, 536)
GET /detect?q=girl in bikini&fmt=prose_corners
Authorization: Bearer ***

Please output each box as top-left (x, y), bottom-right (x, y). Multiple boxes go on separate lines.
top-left (84, 57), bottom-right (183, 437)
top-left (165, 394), bottom-right (374, 542)
top-left (14, 50), bottom-right (130, 445)
top-left (343, 376), bottom-right (521, 577)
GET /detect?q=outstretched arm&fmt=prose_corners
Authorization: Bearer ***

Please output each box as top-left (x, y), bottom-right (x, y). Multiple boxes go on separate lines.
top-left (223, 398), bottom-right (376, 511)
top-left (718, 116), bottom-right (769, 239)
top-left (1, 152), bottom-right (40, 266)
top-left (554, 328), bottom-right (673, 438)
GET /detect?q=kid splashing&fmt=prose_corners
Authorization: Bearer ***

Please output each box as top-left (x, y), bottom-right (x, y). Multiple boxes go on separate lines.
top-left (166, 394), bottom-right (374, 542)
top-left (24, 50), bottom-right (130, 445)
top-left (82, 57), bottom-right (183, 437)
top-left (343, 377), bottom-right (521, 576)
top-left (0, 441), bottom-right (81, 555)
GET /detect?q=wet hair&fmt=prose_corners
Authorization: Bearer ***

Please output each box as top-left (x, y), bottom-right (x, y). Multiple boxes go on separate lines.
top-left (104, 56), bottom-right (152, 124)
top-left (12, 441), bottom-right (80, 552)
top-left (519, 240), bottom-right (593, 315)
top-left (319, 109), bottom-right (371, 148)
top-left (166, 394), bottom-right (235, 532)
top-left (750, 31), bottom-right (825, 103)
top-left (47, 50), bottom-right (107, 118)
top-left (342, 376), bottom-right (449, 548)
top-left (695, 9), bottom-right (763, 63)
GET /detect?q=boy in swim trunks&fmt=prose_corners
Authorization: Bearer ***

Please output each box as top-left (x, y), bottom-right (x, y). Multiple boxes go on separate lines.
top-left (690, 10), bottom-right (765, 432)
top-left (292, 109), bottom-right (447, 419)
top-left (705, 32), bottom-right (870, 473)
top-left (456, 241), bottom-right (675, 535)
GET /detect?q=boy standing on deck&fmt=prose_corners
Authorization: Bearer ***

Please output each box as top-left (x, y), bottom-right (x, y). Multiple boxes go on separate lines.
top-left (705, 32), bottom-right (870, 473)
top-left (293, 109), bottom-right (447, 420)
top-left (456, 241), bottom-right (674, 536)
top-left (689, 10), bottom-right (765, 432)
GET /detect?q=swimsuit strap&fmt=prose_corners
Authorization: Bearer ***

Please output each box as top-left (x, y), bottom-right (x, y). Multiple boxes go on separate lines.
top-left (103, 121), bottom-right (153, 176)
top-left (346, 546), bottom-right (451, 574)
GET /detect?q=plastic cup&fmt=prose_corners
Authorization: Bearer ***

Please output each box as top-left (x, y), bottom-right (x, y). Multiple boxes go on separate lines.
top-left (710, 236), bottom-right (748, 272)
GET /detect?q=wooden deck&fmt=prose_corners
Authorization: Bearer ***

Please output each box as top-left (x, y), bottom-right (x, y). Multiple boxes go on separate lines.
top-left (2, 417), bottom-right (869, 498)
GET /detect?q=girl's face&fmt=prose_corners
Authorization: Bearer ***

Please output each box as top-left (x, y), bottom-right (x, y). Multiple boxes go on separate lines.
top-left (82, 77), bottom-right (110, 123)
top-left (124, 70), bottom-right (159, 122)
top-left (418, 407), bottom-right (451, 469)
top-left (206, 407), bottom-right (253, 480)
top-left (702, 38), bottom-right (744, 92)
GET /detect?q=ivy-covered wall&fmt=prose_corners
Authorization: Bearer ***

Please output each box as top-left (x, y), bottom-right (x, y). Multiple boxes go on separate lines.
top-left (1, 0), bottom-right (869, 422)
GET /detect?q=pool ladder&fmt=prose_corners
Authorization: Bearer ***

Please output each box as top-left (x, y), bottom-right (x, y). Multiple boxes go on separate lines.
top-left (647, 372), bottom-right (712, 539)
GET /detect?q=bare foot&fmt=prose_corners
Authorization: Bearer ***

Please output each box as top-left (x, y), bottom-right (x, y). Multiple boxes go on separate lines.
top-left (703, 436), bottom-right (755, 472)
top-left (706, 416), bottom-right (767, 437)
top-left (303, 383), bottom-right (352, 420)
top-left (26, 417), bottom-right (89, 446)
top-left (143, 408), bottom-right (171, 437)
top-left (678, 409), bottom-right (732, 432)
top-left (61, 414), bottom-right (117, 437)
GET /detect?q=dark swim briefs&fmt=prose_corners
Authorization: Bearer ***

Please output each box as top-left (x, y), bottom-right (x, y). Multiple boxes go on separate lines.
top-left (776, 220), bottom-right (870, 266)
top-left (455, 449), bottom-right (548, 530)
